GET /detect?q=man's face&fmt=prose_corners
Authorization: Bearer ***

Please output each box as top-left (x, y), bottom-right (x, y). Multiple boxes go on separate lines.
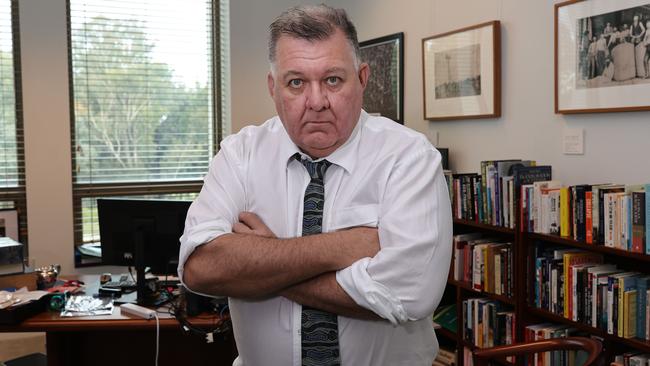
top-left (268, 30), bottom-right (369, 158)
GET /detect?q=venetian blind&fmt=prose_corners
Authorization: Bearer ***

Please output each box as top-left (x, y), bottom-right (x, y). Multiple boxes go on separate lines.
top-left (68, 0), bottom-right (222, 262)
top-left (0, 0), bottom-right (27, 245)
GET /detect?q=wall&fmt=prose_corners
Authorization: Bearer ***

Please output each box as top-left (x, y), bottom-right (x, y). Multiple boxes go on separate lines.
top-left (230, 0), bottom-right (650, 186)
top-left (20, 0), bottom-right (75, 273)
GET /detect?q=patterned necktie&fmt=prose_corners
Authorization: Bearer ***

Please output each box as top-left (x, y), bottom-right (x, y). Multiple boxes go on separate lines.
top-left (298, 156), bottom-right (341, 366)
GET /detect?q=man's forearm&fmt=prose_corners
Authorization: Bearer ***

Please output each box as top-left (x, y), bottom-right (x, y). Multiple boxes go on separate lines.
top-left (183, 228), bottom-right (377, 298)
top-left (281, 272), bottom-right (381, 321)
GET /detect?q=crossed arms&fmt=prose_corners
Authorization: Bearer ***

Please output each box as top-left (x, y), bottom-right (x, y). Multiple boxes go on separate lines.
top-left (183, 212), bottom-right (381, 319)
top-left (179, 140), bottom-right (453, 323)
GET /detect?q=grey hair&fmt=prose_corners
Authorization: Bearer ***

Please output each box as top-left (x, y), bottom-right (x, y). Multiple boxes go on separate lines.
top-left (268, 4), bottom-right (361, 70)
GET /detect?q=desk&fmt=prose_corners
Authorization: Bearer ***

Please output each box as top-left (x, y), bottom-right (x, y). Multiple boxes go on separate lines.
top-left (0, 275), bottom-right (237, 366)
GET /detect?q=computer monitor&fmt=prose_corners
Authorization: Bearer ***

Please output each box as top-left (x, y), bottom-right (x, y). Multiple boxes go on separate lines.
top-left (97, 198), bottom-right (191, 304)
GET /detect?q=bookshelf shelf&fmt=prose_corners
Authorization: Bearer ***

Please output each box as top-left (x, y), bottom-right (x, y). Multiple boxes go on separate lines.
top-left (449, 279), bottom-right (516, 306)
top-left (526, 232), bottom-right (650, 263)
top-left (526, 306), bottom-right (650, 353)
top-left (453, 219), bottom-right (515, 234)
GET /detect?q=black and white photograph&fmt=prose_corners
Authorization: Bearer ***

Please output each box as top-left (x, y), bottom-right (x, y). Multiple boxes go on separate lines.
top-left (556, 0), bottom-right (650, 113)
top-left (434, 44), bottom-right (481, 99)
top-left (575, 4), bottom-right (650, 89)
top-left (422, 21), bottom-right (500, 120)
top-left (359, 32), bottom-right (404, 124)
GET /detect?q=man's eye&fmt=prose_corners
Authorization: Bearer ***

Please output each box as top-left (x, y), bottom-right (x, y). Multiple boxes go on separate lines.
top-left (289, 79), bottom-right (303, 88)
top-left (325, 76), bottom-right (340, 86)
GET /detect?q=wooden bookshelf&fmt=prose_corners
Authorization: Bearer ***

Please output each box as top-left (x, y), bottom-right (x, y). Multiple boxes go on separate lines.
top-left (526, 232), bottom-right (650, 264)
top-left (446, 170), bottom-right (650, 364)
top-left (454, 218), bottom-right (516, 234)
top-left (446, 218), bottom-right (524, 366)
top-left (526, 306), bottom-right (650, 353)
top-left (449, 279), bottom-right (516, 306)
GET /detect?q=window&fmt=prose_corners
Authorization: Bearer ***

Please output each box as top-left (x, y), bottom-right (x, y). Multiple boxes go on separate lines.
top-left (0, 0), bottom-right (27, 245)
top-left (68, 0), bottom-right (227, 266)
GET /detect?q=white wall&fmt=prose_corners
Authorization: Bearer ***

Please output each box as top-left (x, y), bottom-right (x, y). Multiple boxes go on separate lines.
top-left (20, 0), bottom-right (75, 273)
top-left (230, 0), bottom-right (650, 186)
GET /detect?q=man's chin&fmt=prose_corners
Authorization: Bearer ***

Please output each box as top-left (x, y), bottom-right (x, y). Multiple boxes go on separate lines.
top-left (300, 140), bottom-right (340, 158)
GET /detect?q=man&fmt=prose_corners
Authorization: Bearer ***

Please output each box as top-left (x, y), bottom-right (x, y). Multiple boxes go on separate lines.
top-left (179, 5), bottom-right (452, 366)
top-left (595, 32), bottom-right (608, 76)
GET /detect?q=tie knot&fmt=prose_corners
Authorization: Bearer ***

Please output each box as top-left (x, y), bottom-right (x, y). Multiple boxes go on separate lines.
top-left (298, 156), bottom-right (332, 180)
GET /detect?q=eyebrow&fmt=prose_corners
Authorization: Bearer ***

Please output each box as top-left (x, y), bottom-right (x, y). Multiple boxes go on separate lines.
top-left (281, 67), bottom-right (348, 81)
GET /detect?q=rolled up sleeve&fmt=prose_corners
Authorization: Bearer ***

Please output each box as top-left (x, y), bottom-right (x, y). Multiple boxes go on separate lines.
top-left (336, 146), bottom-right (453, 325)
top-left (178, 138), bottom-right (247, 289)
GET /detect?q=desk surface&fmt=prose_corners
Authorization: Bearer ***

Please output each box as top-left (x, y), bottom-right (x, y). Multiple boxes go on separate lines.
top-left (0, 274), bottom-right (226, 332)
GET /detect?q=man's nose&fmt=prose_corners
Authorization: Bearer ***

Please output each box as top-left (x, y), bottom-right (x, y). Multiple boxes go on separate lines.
top-left (305, 83), bottom-right (330, 111)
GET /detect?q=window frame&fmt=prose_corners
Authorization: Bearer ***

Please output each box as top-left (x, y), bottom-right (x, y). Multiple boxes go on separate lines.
top-left (65, 0), bottom-right (222, 267)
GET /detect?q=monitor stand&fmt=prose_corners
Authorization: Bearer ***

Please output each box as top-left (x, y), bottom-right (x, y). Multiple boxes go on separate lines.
top-left (132, 222), bottom-right (171, 307)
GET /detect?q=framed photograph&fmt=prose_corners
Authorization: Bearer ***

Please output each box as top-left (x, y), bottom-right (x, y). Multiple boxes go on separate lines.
top-left (556, 0), bottom-right (650, 113)
top-left (359, 32), bottom-right (404, 124)
top-left (422, 21), bottom-right (501, 121)
top-left (0, 209), bottom-right (19, 242)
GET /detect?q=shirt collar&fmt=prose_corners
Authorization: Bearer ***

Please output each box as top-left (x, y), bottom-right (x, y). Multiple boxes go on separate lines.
top-left (278, 110), bottom-right (367, 175)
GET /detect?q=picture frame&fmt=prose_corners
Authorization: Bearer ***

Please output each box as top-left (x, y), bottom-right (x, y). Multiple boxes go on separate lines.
top-left (555, 0), bottom-right (650, 114)
top-left (0, 209), bottom-right (19, 242)
top-left (422, 21), bottom-right (501, 121)
top-left (359, 32), bottom-right (404, 124)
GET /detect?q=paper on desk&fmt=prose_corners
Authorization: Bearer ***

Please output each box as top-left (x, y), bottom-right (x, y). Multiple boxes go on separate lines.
top-left (60, 295), bottom-right (113, 317)
top-left (0, 288), bottom-right (49, 309)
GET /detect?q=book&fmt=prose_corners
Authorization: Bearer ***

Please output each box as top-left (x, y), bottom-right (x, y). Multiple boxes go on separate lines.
top-left (599, 185), bottom-right (625, 244)
top-left (574, 185), bottom-right (592, 242)
top-left (564, 252), bottom-right (602, 319)
top-left (588, 265), bottom-right (618, 327)
top-left (534, 181), bottom-right (562, 234)
top-left (433, 304), bottom-right (457, 333)
top-left (560, 187), bottom-right (571, 237)
top-left (591, 184), bottom-right (614, 244)
top-left (631, 191), bottom-right (646, 253)
top-left (0, 237), bottom-right (24, 276)
top-left (586, 191), bottom-right (593, 243)
top-left (635, 276), bottom-right (650, 339)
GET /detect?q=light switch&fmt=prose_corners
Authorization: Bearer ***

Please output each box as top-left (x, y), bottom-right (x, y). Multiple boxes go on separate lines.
top-left (563, 128), bottom-right (584, 155)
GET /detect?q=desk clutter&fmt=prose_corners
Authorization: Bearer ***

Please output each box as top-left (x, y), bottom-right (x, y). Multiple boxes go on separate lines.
top-left (1, 269), bottom-right (231, 344)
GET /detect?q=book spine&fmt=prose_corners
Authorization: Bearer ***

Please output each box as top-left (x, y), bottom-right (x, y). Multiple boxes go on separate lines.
top-left (586, 191), bottom-right (593, 243)
top-left (576, 186), bottom-right (587, 242)
top-left (560, 187), bottom-right (570, 237)
top-left (646, 184), bottom-right (650, 255)
top-left (637, 280), bottom-right (648, 339)
top-left (599, 188), bottom-right (607, 244)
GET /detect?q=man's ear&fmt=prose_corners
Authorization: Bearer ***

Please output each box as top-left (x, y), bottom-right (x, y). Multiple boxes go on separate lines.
top-left (267, 71), bottom-right (275, 98)
top-left (358, 62), bottom-right (370, 90)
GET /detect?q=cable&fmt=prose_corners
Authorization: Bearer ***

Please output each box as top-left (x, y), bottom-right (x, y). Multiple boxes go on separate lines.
top-left (154, 312), bottom-right (160, 366)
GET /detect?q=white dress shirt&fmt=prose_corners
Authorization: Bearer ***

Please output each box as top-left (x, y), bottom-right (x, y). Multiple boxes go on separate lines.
top-left (178, 111), bottom-right (453, 366)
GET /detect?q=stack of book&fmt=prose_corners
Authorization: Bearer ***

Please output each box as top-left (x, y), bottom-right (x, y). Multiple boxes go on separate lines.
top-left (445, 159), bottom-right (552, 229)
top-left (533, 246), bottom-right (650, 340)
top-left (462, 298), bottom-right (515, 349)
top-left (453, 233), bottom-right (514, 297)
top-left (522, 183), bottom-right (650, 253)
